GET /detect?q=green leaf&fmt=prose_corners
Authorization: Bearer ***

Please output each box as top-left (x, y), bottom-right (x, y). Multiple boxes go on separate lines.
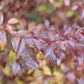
top-left (66, 11), bottom-right (74, 17)
top-left (9, 50), bottom-right (16, 62)
top-left (28, 12), bottom-right (37, 21)
top-left (53, 64), bottom-right (57, 72)
top-left (8, 37), bottom-right (12, 44)
top-left (37, 5), bottom-right (47, 11)
top-left (16, 24), bottom-right (22, 29)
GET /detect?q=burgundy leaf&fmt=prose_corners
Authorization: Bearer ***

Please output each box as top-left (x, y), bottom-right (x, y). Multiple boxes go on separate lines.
top-left (22, 57), bottom-right (39, 69)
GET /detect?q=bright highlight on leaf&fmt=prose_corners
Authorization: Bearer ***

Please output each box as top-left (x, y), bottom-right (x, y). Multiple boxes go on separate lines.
top-left (80, 8), bottom-right (84, 20)
top-left (0, 11), bottom-right (4, 25)
top-left (64, 0), bottom-right (70, 6)
top-left (8, 18), bottom-right (18, 25)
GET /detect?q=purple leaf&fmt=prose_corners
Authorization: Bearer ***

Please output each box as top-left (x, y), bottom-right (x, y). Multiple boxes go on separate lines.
top-left (43, 42), bottom-right (55, 59)
top-left (48, 32), bottom-right (55, 41)
top-left (25, 38), bottom-right (43, 51)
top-left (22, 57), bottom-right (39, 69)
top-left (17, 38), bottom-right (25, 56)
top-left (66, 40), bottom-right (78, 56)
top-left (0, 30), bottom-right (6, 45)
top-left (12, 38), bottom-right (25, 56)
top-left (77, 77), bottom-right (84, 84)
top-left (66, 73), bottom-right (75, 81)
top-left (12, 62), bottom-right (21, 76)
top-left (40, 29), bottom-right (49, 40)
top-left (50, 25), bottom-right (60, 33)
top-left (80, 8), bottom-right (84, 20)
top-left (57, 58), bottom-right (61, 66)
top-left (19, 48), bottom-right (31, 56)
top-left (32, 38), bottom-right (43, 50)
top-left (64, 26), bottom-right (74, 35)
top-left (72, 5), bottom-right (78, 11)
top-left (17, 30), bottom-right (29, 37)
top-left (48, 52), bottom-right (57, 64)
top-left (44, 19), bottom-right (50, 27)
top-left (12, 37), bottom-right (19, 52)
top-left (0, 11), bottom-right (4, 25)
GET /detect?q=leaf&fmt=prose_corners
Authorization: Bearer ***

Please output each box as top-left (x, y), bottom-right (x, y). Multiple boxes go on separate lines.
top-left (12, 37), bottom-right (20, 52)
top-left (9, 50), bottom-right (16, 62)
top-left (0, 30), bottom-right (6, 45)
top-left (64, 0), bottom-right (70, 6)
top-left (32, 38), bottom-right (43, 50)
top-left (44, 19), bottom-right (50, 27)
top-left (17, 30), bottom-right (29, 37)
top-left (38, 29), bottom-right (54, 41)
top-left (36, 51), bottom-right (43, 60)
top-left (12, 62), bottom-right (21, 77)
top-left (0, 11), bottom-right (4, 25)
top-left (0, 40), bottom-right (4, 50)
top-left (12, 38), bottom-right (25, 57)
top-left (6, 25), bottom-right (12, 32)
top-left (43, 66), bottom-right (51, 75)
top-left (8, 18), bottom-right (18, 25)
top-left (66, 40), bottom-right (78, 56)
top-left (48, 32), bottom-right (55, 41)
top-left (80, 8), bottom-right (84, 20)
top-left (37, 5), bottom-right (47, 11)
top-left (43, 42), bottom-right (55, 59)
top-left (22, 57), bottom-right (39, 69)
top-left (64, 25), bottom-right (74, 35)
top-left (2, 67), bottom-right (10, 77)
top-left (48, 52), bottom-right (57, 64)
top-left (72, 5), bottom-right (78, 11)
top-left (77, 77), bottom-right (84, 84)
top-left (19, 48), bottom-right (31, 56)
top-left (66, 11), bottom-right (74, 17)
top-left (17, 38), bottom-right (25, 56)
top-left (57, 58), bottom-right (61, 66)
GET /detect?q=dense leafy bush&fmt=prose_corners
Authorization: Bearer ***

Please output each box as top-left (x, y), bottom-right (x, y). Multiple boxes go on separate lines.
top-left (0, 0), bottom-right (84, 84)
